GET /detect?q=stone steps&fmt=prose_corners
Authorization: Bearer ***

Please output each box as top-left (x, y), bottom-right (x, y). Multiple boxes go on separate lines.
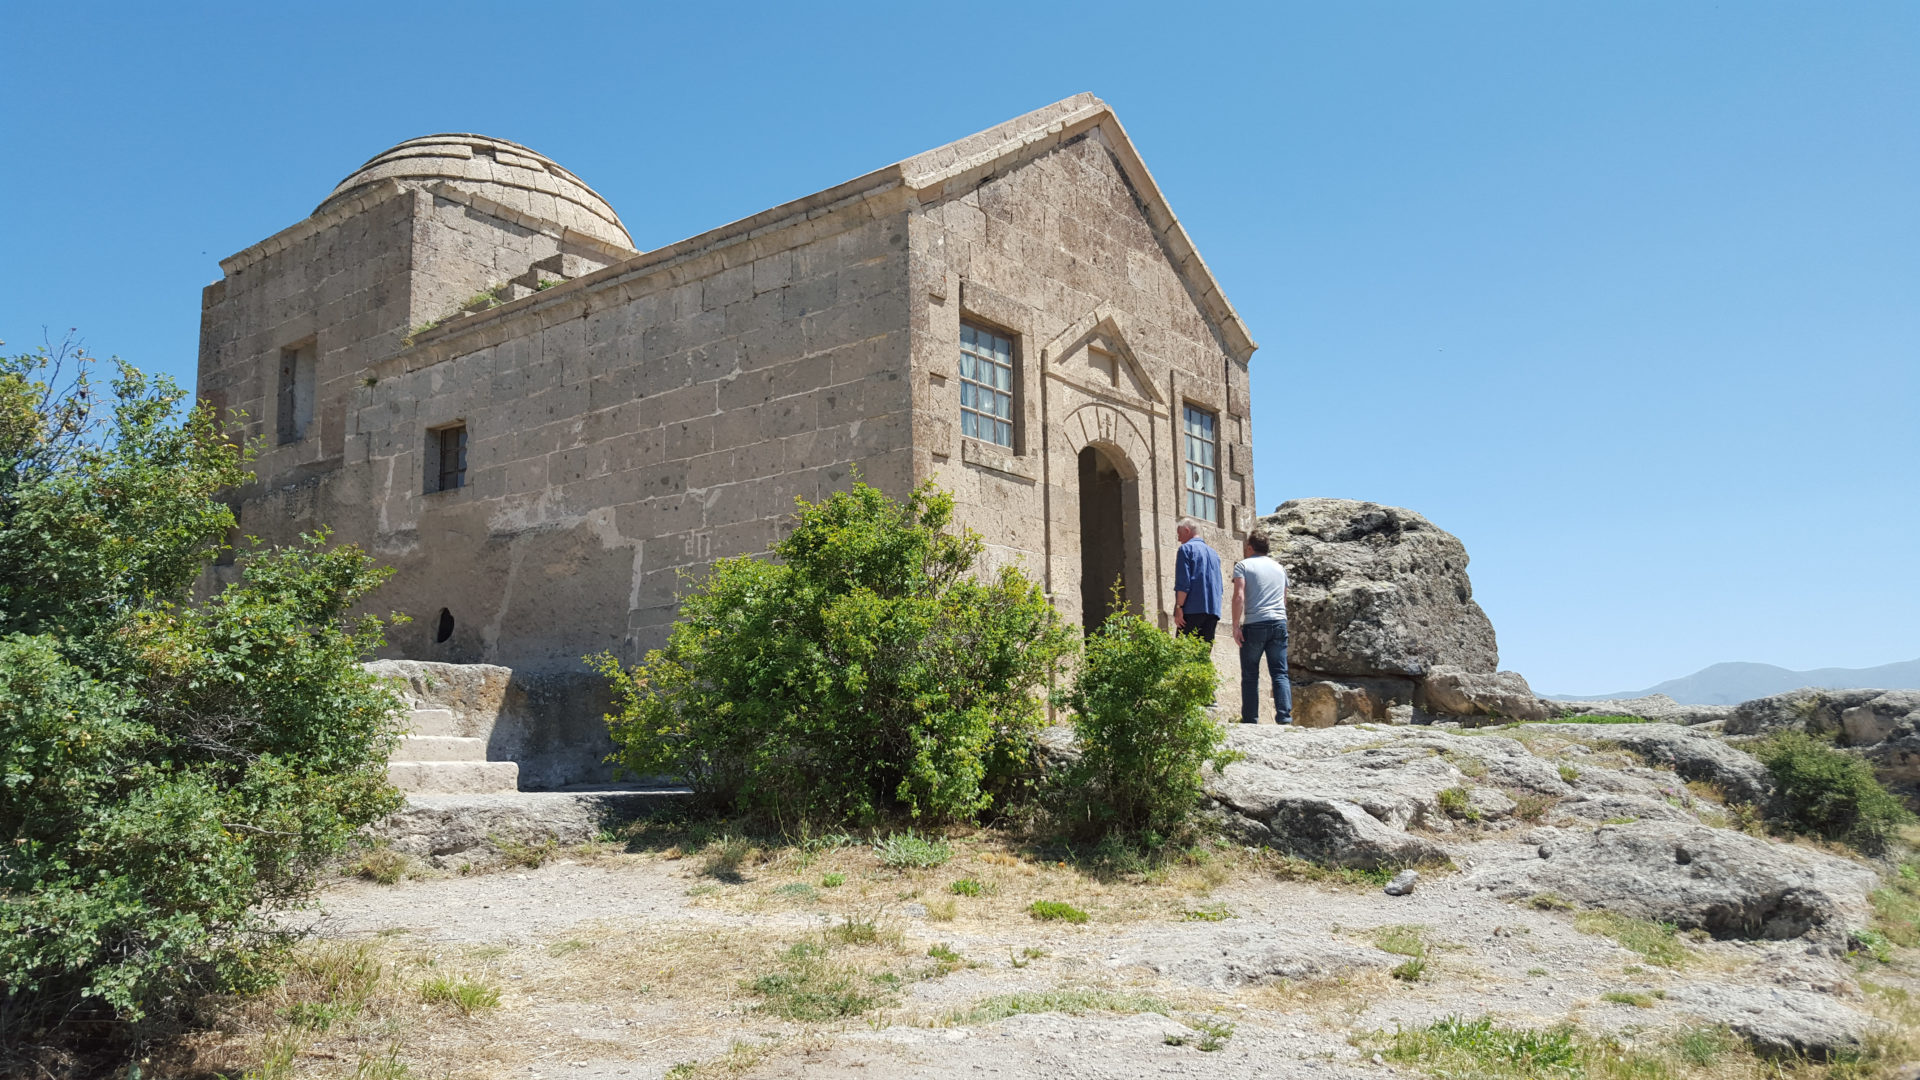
top-left (385, 708), bottom-right (518, 793)
top-left (387, 760), bottom-right (521, 794)
top-left (392, 735), bottom-right (487, 761)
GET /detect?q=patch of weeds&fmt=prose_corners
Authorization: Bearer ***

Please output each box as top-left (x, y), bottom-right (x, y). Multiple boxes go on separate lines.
top-left (1028, 899), bottom-right (1089, 924)
top-left (535, 278), bottom-right (561, 291)
top-left (351, 846), bottom-right (411, 885)
top-left (1526, 967), bottom-right (1548, 977)
top-left (1509, 792), bottom-right (1556, 823)
top-left (953, 988), bottom-right (1169, 1024)
top-left (1444, 752), bottom-right (1490, 779)
top-left (873, 830), bottom-right (952, 869)
top-left (1600, 815), bottom-right (1639, 825)
top-left (1009, 946), bottom-right (1048, 968)
top-left (701, 835), bottom-right (755, 882)
top-left (1532, 714), bottom-right (1649, 725)
top-left (773, 882), bottom-right (819, 903)
top-left (419, 973), bottom-right (501, 1015)
top-left (749, 943), bottom-right (883, 1021)
top-left (820, 871), bottom-right (846, 888)
top-left (949, 878), bottom-right (986, 897)
top-left (1670, 1025), bottom-right (1738, 1067)
top-left (825, 914), bottom-right (887, 946)
top-left (1268, 856), bottom-right (1406, 889)
top-left (1558, 764), bottom-right (1581, 783)
top-left (1166, 1015), bottom-right (1235, 1051)
top-left (401, 320), bottom-right (443, 347)
top-left (663, 1039), bottom-right (772, 1080)
top-left (1527, 893), bottom-right (1574, 911)
top-left (548, 939), bottom-right (591, 957)
top-left (1390, 958), bottom-right (1426, 982)
top-left (926, 943), bottom-right (965, 972)
top-left (1368, 1015), bottom-right (1583, 1079)
top-left (1573, 910), bottom-right (1689, 967)
top-left (926, 897), bottom-right (958, 922)
top-left (1852, 929), bottom-right (1894, 964)
top-left (1872, 857), bottom-right (1920, 947)
top-left (1181, 903), bottom-right (1234, 922)
top-left (1600, 990), bottom-right (1659, 1007)
top-left (1436, 786), bottom-right (1481, 821)
top-left (351, 1043), bottom-right (410, 1080)
top-left (492, 832), bottom-right (558, 869)
top-left (1371, 924), bottom-right (1427, 959)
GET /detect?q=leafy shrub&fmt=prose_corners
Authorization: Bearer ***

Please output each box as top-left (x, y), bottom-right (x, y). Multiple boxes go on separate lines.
top-left (1390, 958), bottom-right (1426, 982)
top-left (1755, 731), bottom-right (1914, 854)
top-left (594, 481), bottom-right (1074, 826)
top-left (1053, 609), bottom-right (1236, 839)
top-left (0, 346), bottom-right (404, 1030)
top-left (949, 878), bottom-right (985, 897)
top-left (820, 872), bottom-right (846, 888)
top-left (873, 831), bottom-right (951, 869)
top-left (1027, 900), bottom-right (1088, 924)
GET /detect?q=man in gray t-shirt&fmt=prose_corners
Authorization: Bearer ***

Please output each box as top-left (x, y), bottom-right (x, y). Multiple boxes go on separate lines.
top-left (1231, 531), bottom-right (1292, 724)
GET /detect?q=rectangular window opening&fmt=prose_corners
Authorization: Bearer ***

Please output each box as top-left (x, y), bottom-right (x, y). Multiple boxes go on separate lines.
top-left (959, 321), bottom-right (1016, 450)
top-left (1183, 404), bottom-right (1219, 524)
top-left (427, 423), bottom-right (468, 493)
top-left (276, 341), bottom-right (315, 444)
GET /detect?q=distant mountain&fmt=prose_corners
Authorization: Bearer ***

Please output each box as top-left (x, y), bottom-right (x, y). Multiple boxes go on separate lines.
top-left (1552, 658), bottom-right (1920, 706)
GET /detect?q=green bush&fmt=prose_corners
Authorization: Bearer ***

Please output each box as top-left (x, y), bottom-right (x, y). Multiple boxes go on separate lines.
top-left (1755, 731), bottom-right (1914, 854)
top-left (593, 480), bottom-right (1074, 826)
top-left (0, 345), bottom-right (404, 1030)
top-left (1053, 611), bottom-right (1236, 839)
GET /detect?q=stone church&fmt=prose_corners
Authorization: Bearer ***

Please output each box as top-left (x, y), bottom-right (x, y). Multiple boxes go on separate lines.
top-left (196, 94), bottom-right (1260, 788)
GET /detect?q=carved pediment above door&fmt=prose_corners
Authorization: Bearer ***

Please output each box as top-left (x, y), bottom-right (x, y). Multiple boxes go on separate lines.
top-left (1038, 303), bottom-right (1165, 406)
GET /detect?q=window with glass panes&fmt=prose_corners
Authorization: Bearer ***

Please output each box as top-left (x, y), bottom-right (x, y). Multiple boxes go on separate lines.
top-left (959, 322), bottom-right (1015, 448)
top-left (1182, 405), bottom-right (1219, 523)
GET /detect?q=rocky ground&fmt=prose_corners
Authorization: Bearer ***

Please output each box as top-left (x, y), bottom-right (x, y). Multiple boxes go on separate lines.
top-left (167, 721), bottom-right (1920, 1080)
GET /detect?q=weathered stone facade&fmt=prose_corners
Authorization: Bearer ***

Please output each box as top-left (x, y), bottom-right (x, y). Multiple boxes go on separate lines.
top-left (197, 95), bottom-right (1259, 786)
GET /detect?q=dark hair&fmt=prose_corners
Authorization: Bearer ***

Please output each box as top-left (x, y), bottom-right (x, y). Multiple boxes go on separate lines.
top-left (1247, 532), bottom-right (1270, 555)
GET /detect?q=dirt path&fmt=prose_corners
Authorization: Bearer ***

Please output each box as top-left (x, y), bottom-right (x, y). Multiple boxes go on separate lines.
top-left (254, 826), bottom-right (1899, 1080)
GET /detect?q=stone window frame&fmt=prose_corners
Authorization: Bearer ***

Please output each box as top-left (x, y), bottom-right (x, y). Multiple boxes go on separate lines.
top-left (424, 421), bottom-right (469, 494)
top-left (1181, 402), bottom-right (1221, 525)
top-left (276, 338), bottom-right (316, 445)
top-left (958, 320), bottom-right (1017, 450)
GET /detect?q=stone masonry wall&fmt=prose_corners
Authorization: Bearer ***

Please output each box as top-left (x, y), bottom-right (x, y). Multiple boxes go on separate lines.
top-left (909, 128), bottom-right (1255, 706)
top-left (338, 203), bottom-right (916, 673)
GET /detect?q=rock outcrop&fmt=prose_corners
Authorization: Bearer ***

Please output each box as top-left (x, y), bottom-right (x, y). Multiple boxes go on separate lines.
top-left (1727, 688), bottom-right (1891, 737)
top-left (1551, 694), bottom-right (1736, 726)
top-left (1260, 499), bottom-right (1511, 724)
top-left (1478, 821), bottom-right (1875, 947)
top-left (1417, 665), bottom-right (1549, 723)
top-left (1525, 722), bottom-right (1774, 803)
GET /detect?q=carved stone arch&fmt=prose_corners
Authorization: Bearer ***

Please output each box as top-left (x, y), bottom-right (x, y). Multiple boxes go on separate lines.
top-left (1061, 401), bottom-right (1152, 478)
top-left (1060, 401), bottom-right (1153, 632)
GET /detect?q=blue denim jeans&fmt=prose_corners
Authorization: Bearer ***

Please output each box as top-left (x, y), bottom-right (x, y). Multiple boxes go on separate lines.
top-left (1240, 620), bottom-right (1292, 723)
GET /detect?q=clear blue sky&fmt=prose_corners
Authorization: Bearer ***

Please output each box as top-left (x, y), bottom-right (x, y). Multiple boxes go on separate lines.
top-left (4, 2), bottom-right (1914, 694)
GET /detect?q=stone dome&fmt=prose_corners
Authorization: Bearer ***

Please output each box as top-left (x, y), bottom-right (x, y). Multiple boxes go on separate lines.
top-left (316, 134), bottom-right (635, 251)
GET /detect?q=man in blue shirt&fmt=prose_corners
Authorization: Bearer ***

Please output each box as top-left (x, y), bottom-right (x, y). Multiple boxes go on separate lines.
top-left (1171, 517), bottom-right (1223, 642)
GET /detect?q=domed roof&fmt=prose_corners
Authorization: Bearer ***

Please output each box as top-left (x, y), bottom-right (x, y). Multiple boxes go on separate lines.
top-left (316, 134), bottom-right (634, 251)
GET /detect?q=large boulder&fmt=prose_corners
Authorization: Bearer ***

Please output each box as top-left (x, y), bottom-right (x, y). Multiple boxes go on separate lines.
top-left (1261, 499), bottom-right (1497, 681)
top-left (1667, 984), bottom-right (1873, 1061)
top-left (1475, 821), bottom-right (1876, 947)
top-left (1418, 665), bottom-right (1549, 723)
top-left (1727, 687), bottom-right (1890, 737)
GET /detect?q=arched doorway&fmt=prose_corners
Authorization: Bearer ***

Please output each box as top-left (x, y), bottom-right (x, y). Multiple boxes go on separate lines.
top-left (1078, 445), bottom-right (1136, 634)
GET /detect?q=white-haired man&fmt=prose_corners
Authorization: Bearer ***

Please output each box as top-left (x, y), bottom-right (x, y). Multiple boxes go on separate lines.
top-left (1171, 517), bottom-right (1222, 643)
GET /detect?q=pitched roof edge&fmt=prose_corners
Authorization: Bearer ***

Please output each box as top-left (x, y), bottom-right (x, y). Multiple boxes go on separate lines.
top-left (899, 97), bottom-right (1259, 365)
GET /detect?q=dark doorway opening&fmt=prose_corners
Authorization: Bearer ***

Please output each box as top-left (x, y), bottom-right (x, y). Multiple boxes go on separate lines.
top-left (1078, 446), bottom-right (1130, 634)
top-left (434, 607), bottom-right (455, 644)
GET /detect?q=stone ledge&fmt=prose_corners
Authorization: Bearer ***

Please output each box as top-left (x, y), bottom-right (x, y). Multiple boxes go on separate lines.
top-left (375, 789), bottom-right (690, 864)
